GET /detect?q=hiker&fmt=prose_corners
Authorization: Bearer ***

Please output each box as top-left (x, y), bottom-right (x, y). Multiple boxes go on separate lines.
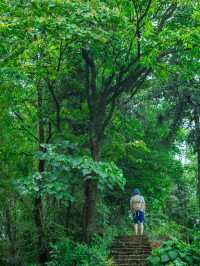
top-left (130, 188), bottom-right (145, 236)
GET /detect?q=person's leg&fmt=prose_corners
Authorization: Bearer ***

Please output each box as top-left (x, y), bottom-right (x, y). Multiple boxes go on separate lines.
top-left (139, 223), bottom-right (144, 235)
top-left (132, 212), bottom-right (139, 235)
top-left (138, 211), bottom-right (144, 235)
top-left (134, 224), bottom-right (138, 235)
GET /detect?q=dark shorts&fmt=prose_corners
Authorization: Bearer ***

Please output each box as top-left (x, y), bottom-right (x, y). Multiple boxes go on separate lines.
top-left (132, 211), bottom-right (144, 224)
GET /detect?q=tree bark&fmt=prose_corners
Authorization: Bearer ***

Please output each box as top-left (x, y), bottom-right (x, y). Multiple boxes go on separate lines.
top-left (194, 108), bottom-right (200, 210)
top-left (5, 203), bottom-right (16, 257)
top-left (83, 136), bottom-right (100, 242)
top-left (197, 145), bottom-right (200, 210)
top-left (65, 184), bottom-right (75, 232)
top-left (33, 86), bottom-right (47, 265)
top-left (33, 160), bottom-right (47, 265)
top-left (83, 179), bottom-right (98, 242)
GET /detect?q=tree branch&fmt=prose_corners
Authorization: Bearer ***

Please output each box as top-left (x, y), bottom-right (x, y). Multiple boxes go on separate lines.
top-left (100, 97), bottom-right (117, 137)
top-left (124, 68), bottom-right (151, 104)
top-left (57, 40), bottom-right (63, 72)
top-left (46, 121), bottom-right (53, 143)
top-left (13, 112), bottom-right (39, 142)
top-left (138, 0), bottom-right (152, 23)
top-left (46, 78), bottom-right (61, 131)
top-left (82, 49), bottom-right (92, 112)
top-left (82, 48), bottom-right (97, 121)
top-left (108, 66), bottom-right (147, 103)
top-left (156, 2), bottom-right (177, 34)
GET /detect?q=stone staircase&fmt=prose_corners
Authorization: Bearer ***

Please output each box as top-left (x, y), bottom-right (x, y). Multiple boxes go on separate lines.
top-left (110, 235), bottom-right (151, 266)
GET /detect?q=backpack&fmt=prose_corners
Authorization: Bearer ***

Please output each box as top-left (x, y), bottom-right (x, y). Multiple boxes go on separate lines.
top-left (130, 195), bottom-right (144, 212)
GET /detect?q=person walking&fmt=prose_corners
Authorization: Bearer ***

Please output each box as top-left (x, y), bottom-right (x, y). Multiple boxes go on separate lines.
top-left (130, 188), bottom-right (145, 236)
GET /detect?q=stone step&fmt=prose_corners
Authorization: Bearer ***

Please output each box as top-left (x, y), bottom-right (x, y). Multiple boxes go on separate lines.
top-left (112, 254), bottom-right (150, 258)
top-left (115, 265), bottom-right (147, 266)
top-left (112, 244), bottom-right (150, 247)
top-left (114, 262), bottom-right (148, 266)
top-left (110, 235), bottom-right (151, 266)
top-left (114, 240), bottom-right (148, 244)
top-left (114, 238), bottom-right (149, 241)
top-left (114, 263), bottom-right (147, 266)
top-left (111, 248), bottom-right (151, 252)
top-left (115, 235), bottom-right (148, 240)
top-left (111, 254), bottom-right (150, 258)
top-left (113, 239), bottom-right (150, 242)
top-left (113, 245), bottom-right (149, 249)
top-left (113, 258), bottom-right (149, 262)
top-left (113, 260), bottom-right (148, 266)
top-left (113, 241), bottom-right (150, 245)
top-left (113, 255), bottom-right (149, 260)
top-left (111, 245), bottom-right (151, 250)
top-left (113, 239), bottom-right (149, 242)
top-left (111, 251), bottom-right (150, 256)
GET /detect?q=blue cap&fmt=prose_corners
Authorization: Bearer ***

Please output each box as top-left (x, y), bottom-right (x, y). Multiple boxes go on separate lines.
top-left (132, 188), bottom-right (140, 195)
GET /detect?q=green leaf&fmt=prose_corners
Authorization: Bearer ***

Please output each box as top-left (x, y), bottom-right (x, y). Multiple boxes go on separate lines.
top-left (161, 254), bottom-right (170, 263)
top-left (184, 255), bottom-right (193, 264)
top-left (168, 250), bottom-right (178, 261)
top-left (148, 256), bottom-right (161, 265)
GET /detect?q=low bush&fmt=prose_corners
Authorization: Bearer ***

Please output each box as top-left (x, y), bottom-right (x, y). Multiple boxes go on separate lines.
top-left (147, 238), bottom-right (200, 266)
top-left (46, 231), bottom-right (115, 266)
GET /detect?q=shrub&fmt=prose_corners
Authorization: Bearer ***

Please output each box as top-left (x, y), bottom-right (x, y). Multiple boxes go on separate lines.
top-left (147, 238), bottom-right (200, 266)
top-left (46, 231), bottom-right (115, 266)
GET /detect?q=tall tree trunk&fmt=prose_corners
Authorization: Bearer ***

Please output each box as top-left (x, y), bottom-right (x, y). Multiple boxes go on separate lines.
top-left (33, 160), bottom-right (47, 264)
top-left (197, 145), bottom-right (200, 210)
top-left (83, 136), bottom-right (100, 242)
top-left (65, 184), bottom-right (75, 232)
top-left (82, 48), bottom-right (102, 242)
top-left (5, 203), bottom-right (16, 257)
top-left (33, 87), bottom-right (47, 265)
top-left (194, 108), bottom-right (200, 210)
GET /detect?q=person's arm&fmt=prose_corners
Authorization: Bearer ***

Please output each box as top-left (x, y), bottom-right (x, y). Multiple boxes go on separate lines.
top-left (130, 197), bottom-right (133, 211)
top-left (142, 197), bottom-right (146, 212)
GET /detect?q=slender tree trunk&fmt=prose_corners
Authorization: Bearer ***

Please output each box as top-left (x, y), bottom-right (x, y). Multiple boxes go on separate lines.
top-left (83, 179), bottom-right (98, 242)
top-left (83, 136), bottom-right (100, 242)
top-left (33, 160), bottom-right (47, 264)
top-left (33, 87), bottom-right (47, 265)
top-left (65, 201), bottom-right (72, 232)
top-left (194, 108), bottom-right (200, 210)
top-left (5, 204), bottom-right (16, 257)
top-left (197, 147), bottom-right (200, 210)
top-left (65, 185), bottom-right (75, 232)
top-left (82, 48), bottom-right (102, 242)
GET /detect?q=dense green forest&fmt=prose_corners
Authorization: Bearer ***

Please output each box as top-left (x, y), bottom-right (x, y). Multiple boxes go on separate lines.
top-left (1, 0), bottom-right (200, 265)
